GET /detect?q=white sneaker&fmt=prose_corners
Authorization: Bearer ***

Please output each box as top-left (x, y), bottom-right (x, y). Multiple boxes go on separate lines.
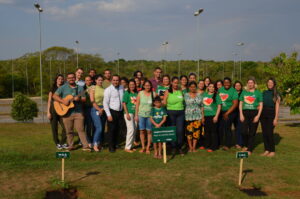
top-left (56, 144), bottom-right (62, 150)
top-left (62, 144), bottom-right (68, 149)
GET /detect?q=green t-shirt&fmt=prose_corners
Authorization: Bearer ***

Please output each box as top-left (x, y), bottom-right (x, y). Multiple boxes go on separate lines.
top-left (156, 85), bottom-right (169, 97)
top-left (218, 86), bottom-right (239, 111)
top-left (239, 90), bottom-right (263, 110)
top-left (167, 90), bottom-right (184, 111)
top-left (122, 91), bottom-right (138, 114)
top-left (150, 107), bottom-right (167, 125)
top-left (55, 83), bottom-right (85, 115)
top-left (203, 92), bottom-right (222, 116)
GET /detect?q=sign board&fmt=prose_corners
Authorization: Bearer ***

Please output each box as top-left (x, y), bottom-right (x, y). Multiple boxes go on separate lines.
top-left (56, 152), bottom-right (70, 159)
top-left (152, 126), bottom-right (177, 143)
top-left (236, 152), bottom-right (248, 159)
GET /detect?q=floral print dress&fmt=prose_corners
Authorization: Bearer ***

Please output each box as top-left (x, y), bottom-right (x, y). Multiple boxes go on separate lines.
top-left (184, 93), bottom-right (203, 140)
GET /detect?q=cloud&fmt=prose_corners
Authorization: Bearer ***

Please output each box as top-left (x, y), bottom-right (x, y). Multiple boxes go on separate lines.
top-left (95, 0), bottom-right (136, 12)
top-left (0, 0), bottom-right (14, 4)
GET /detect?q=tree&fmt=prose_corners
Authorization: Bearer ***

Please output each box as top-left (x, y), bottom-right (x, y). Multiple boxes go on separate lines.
top-left (11, 92), bottom-right (38, 121)
top-left (264, 52), bottom-right (300, 113)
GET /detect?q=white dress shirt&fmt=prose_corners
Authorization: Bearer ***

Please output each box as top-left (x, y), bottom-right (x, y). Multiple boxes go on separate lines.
top-left (103, 84), bottom-right (124, 117)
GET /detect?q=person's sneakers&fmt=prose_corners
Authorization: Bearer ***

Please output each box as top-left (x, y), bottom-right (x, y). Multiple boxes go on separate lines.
top-left (56, 144), bottom-right (62, 150)
top-left (62, 144), bottom-right (69, 150)
top-left (82, 148), bottom-right (91, 152)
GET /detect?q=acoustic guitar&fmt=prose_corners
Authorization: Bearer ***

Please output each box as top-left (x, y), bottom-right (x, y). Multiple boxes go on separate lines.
top-left (54, 90), bottom-right (86, 116)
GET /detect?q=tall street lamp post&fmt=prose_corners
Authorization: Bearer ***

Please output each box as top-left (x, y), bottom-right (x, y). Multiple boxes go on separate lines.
top-left (194, 8), bottom-right (204, 78)
top-left (34, 3), bottom-right (44, 122)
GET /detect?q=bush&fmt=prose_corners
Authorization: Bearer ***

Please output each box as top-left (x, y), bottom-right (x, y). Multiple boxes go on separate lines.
top-left (11, 92), bottom-right (38, 122)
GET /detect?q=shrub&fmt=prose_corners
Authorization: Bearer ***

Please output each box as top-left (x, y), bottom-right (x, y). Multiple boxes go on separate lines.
top-left (11, 92), bottom-right (38, 121)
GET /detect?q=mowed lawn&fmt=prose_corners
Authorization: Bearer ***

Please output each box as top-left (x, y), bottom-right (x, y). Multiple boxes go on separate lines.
top-left (0, 123), bottom-right (300, 199)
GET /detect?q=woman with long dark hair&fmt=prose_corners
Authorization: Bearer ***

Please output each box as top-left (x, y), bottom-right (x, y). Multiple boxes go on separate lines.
top-left (204, 76), bottom-right (212, 88)
top-left (180, 75), bottom-right (188, 94)
top-left (239, 77), bottom-right (263, 155)
top-left (156, 75), bottom-right (170, 98)
top-left (163, 77), bottom-right (185, 155)
top-left (47, 74), bottom-right (67, 150)
top-left (133, 70), bottom-right (143, 79)
top-left (202, 83), bottom-right (222, 152)
top-left (198, 79), bottom-right (206, 95)
top-left (123, 79), bottom-right (138, 153)
top-left (135, 80), bottom-right (154, 154)
top-left (184, 81), bottom-right (203, 152)
top-left (233, 81), bottom-right (243, 149)
top-left (89, 74), bottom-right (106, 152)
top-left (260, 78), bottom-right (280, 157)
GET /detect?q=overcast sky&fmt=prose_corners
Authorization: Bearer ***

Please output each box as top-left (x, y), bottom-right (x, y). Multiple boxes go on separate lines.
top-left (0, 0), bottom-right (299, 61)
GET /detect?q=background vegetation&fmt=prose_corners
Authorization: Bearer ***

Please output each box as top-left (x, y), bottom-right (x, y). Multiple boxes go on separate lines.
top-left (0, 46), bottom-right (299, 112)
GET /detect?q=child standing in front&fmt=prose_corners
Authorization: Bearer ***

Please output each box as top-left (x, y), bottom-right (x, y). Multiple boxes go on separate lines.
top-left (150, 96), bottom-right (167, 159)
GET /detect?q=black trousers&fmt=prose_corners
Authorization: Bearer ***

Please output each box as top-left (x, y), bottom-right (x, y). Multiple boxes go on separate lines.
top-left (107, 109), bottom-right (123, 150)
top-left (50, 105), bottom-right (66, 145)
top-left (241, 110), bottom-right (259, 152)
top-left (260, 108), bottom-right (275, 152)
top-left (204, 116), bottom-right (218, 150)
top-left (218, 111), bottom-right (236, 148)
top-left (167, 110), bottom-right (185, 150)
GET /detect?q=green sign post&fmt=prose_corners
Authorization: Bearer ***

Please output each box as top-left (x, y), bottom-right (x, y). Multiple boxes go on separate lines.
top-left (152, 126), bottom-right (177, 164)
top-left (236, 151), bottom-right (249, 186)
top-left (56, 152), bottom-right (70, 182)
top-left (152, 126), bottom-right (177, 143)
top-left (236, 151), bottom-right (248, 159)
top-left (56, 152), bottom-right (70, 159)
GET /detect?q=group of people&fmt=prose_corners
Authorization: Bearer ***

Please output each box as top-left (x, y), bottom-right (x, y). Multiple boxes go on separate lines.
top-left (47, 66), bottom-right (280, 158)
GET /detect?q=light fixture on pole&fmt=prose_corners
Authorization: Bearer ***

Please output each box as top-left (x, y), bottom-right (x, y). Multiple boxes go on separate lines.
top-left (162, 41), bottom-right (168, 73)
top-left (177, 52), bottom-right (182, 77)
top-left (194, 8), bottom-right (204, 79)
top-left (236, 42), bottom-right (244, 80)
top-left (34, 3), bottom-right (44, 122)
top-left (75, 40), bottom-right (79, 68)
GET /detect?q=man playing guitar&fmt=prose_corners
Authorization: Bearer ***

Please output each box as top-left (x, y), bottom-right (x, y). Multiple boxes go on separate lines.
top-left (53, 72), bottom-right (91, 152)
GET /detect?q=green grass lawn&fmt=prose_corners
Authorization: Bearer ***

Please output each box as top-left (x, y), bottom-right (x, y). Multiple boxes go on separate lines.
top-left (0, 123), bottom-right (300, 199)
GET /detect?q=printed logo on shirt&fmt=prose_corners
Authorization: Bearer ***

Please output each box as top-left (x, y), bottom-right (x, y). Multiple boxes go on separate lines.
top-left (130, 96), bottom-right (137, 104)
top-left (244, 95), bottom-right (256, 104)
top-left (219, 93), bottom-right (229, 101)
top-left (203, 97), bottom-right (213, 106)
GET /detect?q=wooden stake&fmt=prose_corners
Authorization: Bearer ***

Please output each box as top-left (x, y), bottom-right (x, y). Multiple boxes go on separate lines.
top-left (163, 142), bottom-right (167, 164)
top-left (62, 158), bottom-right (65, 182)
top-left (238, 158), bottom-right (243, 186)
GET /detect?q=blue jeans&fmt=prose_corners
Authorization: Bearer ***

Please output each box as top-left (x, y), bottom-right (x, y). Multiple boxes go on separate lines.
top-left (167, 110), bottom-right (185, 149)
top-left (138, 116), bottom-right (152, 131)
top-left (90, 106), bottom-right (106, 146)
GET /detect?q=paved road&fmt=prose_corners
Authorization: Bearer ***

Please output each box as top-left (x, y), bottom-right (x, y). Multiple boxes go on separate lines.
top-left (0, 97), bottom-right (299, 123)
